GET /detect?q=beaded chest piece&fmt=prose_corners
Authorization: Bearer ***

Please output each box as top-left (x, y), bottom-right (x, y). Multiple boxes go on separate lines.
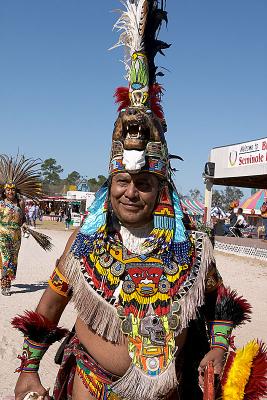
top-left (65, 220), bottom-right (213, 400)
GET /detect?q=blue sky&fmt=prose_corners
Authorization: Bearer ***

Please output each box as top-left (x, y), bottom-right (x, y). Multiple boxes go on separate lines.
top-left (0, 1), bottom-right (266, 196)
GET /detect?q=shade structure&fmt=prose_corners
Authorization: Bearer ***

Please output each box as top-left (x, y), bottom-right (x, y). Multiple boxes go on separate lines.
top-left (181, 198), bottom-right (204, 216)
top-left (240, 189), bottom-right (267, 212)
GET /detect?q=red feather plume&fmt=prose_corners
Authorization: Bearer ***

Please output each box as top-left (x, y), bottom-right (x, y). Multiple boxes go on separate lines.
top-left (11, 310), bottom-right (68, 344)
top-left (114, 86), bottom-right (130, 112)
top-left (244, 342), bottom-right (267, 400)
top-left (113, 83), bottom-right (165, 119)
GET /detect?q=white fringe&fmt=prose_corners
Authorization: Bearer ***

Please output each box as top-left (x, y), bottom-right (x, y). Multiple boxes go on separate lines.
top-left (111, 361), bottom-right (177, 400)
top-left (177, 233), bottom-right (214, 332)
top-left (63, 253), bottom-right (124, 344)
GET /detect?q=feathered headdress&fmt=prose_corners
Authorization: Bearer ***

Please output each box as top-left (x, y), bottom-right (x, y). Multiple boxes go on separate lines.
top-left (0, 154), bottom-right (42, 200)
top-left (72, 1), bottom-right (187, 256)
top-left (112, 0), bottom-right (170, 112)
top-left (110, 0), bottom-right (172, 178)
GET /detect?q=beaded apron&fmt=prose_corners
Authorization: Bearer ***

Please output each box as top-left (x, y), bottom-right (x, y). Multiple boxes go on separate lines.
top-left (64, 231), bottom-right (212, 400)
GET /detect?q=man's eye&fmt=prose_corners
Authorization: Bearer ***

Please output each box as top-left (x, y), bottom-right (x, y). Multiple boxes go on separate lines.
top-left (137, 182), bottom-right (150, 189)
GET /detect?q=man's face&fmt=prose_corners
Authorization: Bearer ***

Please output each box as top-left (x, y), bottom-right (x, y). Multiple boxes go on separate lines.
top-left (110, 172), bottom-right (160, 228)
top-left (5, 187), bottom-right (16, 201)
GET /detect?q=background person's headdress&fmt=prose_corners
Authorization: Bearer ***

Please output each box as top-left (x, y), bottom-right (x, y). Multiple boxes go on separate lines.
top-left (0, 154), bottom-right (52, 251)
top-left (0, 154), bottom-right (43, 200)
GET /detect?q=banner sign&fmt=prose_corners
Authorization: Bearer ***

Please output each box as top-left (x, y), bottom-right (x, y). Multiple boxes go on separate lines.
top-left (228, 138), bottom-right (267, 168)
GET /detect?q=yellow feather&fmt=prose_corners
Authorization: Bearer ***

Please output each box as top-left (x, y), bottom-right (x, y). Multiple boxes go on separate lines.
top-left (223, 340), bottom-right (260, 400)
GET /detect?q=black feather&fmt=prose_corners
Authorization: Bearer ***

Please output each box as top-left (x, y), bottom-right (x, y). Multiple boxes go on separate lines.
top-left (24, 227), bottom-right (53, 251)
top-left (144, 0), bottom-right (171, 84)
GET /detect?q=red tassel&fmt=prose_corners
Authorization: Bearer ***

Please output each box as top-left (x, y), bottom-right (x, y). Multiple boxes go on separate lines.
top-left (204, 361), bottom-right (215, 400)
top-left (12, 310), bottom-right (55, 332)
top-left (11, 310), bottom-right (68, 344)
top-left (244, 342), bottom-right (267, 400)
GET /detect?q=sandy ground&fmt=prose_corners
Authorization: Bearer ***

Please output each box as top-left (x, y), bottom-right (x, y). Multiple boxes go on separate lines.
top-left (0, 230), bottom-right (266, 398)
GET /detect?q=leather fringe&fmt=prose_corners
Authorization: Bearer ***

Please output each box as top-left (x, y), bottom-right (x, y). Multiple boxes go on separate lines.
top-left (177, 233), bottom-right (214, 332)
top-left (63, 252), bottom-right (124, 344)
top-left (111, 360), bottom-right (177, 400)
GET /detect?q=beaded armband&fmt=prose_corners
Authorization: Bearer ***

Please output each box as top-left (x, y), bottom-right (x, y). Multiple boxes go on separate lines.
top-left (16, 337), bottom-right (49, 372)
top-left (209, 320), bottom-right (233, 351)
top-left (48, 266), bottom-right (70, 297)
top-left (12, 310), bottom-right (69, 374)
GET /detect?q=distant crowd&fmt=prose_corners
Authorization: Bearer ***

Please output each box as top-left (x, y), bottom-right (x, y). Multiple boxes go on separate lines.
top-left (24, 202), bottom-right (72, 229)
top-left (24, 202), bottom-right (42, 228)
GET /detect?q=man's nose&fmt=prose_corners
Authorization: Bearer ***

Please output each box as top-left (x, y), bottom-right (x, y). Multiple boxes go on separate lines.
top-left (124, 182), bottom-right (138, 199)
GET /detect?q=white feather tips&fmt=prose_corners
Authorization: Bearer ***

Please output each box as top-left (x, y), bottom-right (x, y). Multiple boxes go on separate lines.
top-left (111, 0), bottom-right (148, 72)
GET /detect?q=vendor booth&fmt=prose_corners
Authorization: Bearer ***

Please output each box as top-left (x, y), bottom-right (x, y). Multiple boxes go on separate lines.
top-left (240, 189), bottom-right (267, 234)
top-left (204, 137), bottom-right (267, 223)
top-left (180, 198), bottom-right (204, 217)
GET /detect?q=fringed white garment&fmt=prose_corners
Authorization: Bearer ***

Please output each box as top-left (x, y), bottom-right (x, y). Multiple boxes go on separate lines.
top-left (63, 253), bottom-right (124, 344)
top-left (177, 232), bottom-right (215, 333)
top-left (111, 360), bottom-right (178, 400)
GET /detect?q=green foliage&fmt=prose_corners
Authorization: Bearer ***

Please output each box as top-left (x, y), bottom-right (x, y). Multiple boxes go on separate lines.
top-left (88, 175), bottom-right (107, 192)
top-left (212, 186), bottom-right (244, 210)
top-left (65, 171), bottom-right (80, 186)
top-left (188, 188), bottom-right (204, 202)
top-left (41, 158), bottom-right (63, 185)
top-left (196, 221), bottom-right (213, 238)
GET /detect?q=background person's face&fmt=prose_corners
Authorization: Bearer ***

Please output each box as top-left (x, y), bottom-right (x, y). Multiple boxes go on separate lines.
top-left (110, 172), bottom-right (160, 228)
top-left (4, 187), bottom-right (16, 201)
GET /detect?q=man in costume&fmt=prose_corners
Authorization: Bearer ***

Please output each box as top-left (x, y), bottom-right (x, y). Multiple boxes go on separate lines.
top-left (0, 155), bottom-right (51, 295)
top-left (13, 1), bottom-right (264, 399)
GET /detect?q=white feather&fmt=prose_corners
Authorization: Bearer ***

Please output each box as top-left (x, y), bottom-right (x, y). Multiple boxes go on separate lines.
top-left (111, 0), bottom-right (147, 73)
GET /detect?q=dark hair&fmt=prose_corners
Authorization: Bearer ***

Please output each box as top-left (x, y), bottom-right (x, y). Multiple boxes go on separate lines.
top-left (237, 207), bottom-right (243, 214)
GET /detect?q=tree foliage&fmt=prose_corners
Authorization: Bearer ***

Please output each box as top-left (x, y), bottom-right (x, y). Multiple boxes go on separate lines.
top-left (41, 158), bottom-right (63, 185)
top-left (188, 188), bottom-right (204, 202)
top-left (88, 175), bottom-right (107, 192)
top-left (65, 171), bottom-right (81, 186)
top-left (211, 186), bottom-right (244, 210)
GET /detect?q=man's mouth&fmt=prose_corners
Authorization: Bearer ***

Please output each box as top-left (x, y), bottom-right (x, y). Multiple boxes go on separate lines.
top-left (120, 202), bottom-right (142, 210)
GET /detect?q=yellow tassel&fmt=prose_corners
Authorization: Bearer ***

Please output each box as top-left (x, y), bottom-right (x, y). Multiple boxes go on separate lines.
top-left (222, 340), bottom-right (260, 400)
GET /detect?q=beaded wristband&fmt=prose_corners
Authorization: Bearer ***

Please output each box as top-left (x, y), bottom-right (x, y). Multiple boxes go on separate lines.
top-left (16, 337), bottom-right (49, 373)
top-left (209, 320), bottom-right (233, 351)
